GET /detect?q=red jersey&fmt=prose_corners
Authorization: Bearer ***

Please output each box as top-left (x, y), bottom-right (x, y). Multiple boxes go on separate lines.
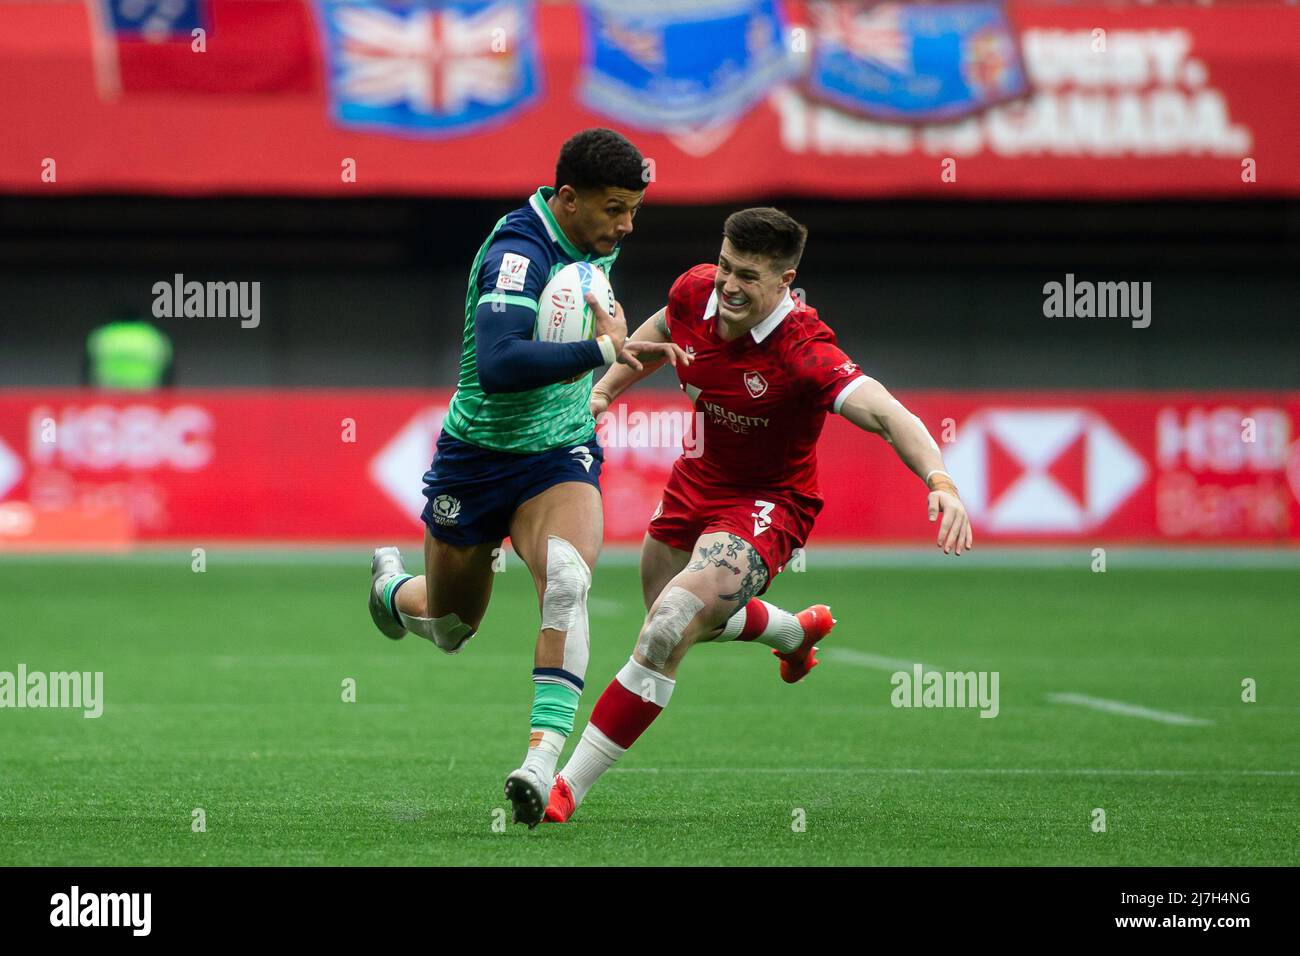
top-left (666, 263), bottom-right (867, 507)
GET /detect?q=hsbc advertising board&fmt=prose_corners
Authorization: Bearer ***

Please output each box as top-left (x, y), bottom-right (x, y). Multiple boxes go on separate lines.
top-left (0, 390), bottom-right (1296, 548)
top-left (817, 392), bottom-right (1298, 543)
top-left (944, 408), bottom-right (1149, 534)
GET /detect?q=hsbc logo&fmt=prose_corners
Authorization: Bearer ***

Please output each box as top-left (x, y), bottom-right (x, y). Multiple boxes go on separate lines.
top-left (944, 409), bottom-right (1147, 533)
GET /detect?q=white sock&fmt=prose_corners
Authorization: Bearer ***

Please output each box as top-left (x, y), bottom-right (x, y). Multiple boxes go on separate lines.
top-left (716, 600), bottom-right (804, 652)
top-left (522, 729), bottom-right (565, 781)
top-left (559, 659), bottom-right (675, 808)
top-left (560, 724), bottom-right (626, 807)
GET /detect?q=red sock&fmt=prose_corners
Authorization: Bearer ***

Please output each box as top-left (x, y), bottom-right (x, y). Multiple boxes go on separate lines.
top-left (736, 598), bottom-right (769, 642)
top-left (589, 679), bottom-right (663, 749)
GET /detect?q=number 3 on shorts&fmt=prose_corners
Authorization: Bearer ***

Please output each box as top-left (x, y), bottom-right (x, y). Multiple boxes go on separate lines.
top-left (751, 500), bottom-right (775, 537)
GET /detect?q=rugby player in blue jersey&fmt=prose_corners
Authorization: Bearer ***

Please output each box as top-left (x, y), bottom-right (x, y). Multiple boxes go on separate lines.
top-left (366, 129), bottom-right (688, 827)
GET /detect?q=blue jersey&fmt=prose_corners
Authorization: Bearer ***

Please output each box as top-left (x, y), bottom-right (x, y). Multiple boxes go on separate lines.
top-left (442, 186), bottom-right (620, 453)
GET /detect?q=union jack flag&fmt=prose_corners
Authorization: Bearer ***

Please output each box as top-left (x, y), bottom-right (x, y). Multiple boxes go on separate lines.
top-left (811, 1), bottom-right (911, 75)
top-left (320, 0), bottom-right (539, 135)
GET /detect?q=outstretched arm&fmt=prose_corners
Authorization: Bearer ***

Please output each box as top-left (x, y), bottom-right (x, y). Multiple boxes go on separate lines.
top-left (589, 305), bottom-right (690, 415)
top-left (838, 377), bottom-right (973, 555)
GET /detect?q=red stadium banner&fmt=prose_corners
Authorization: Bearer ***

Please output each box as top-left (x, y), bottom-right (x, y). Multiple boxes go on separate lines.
top-left (0, 389), bottom-right (1296, 548)
top-left (0, 1), bottom-right (1296, 198)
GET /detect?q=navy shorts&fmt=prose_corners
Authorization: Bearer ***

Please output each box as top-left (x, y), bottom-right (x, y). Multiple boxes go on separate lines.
top-left (420, 430), bottom-right (604, 546)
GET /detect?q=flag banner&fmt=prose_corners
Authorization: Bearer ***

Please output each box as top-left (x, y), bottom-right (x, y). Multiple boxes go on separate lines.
top-left (97, 0), bottom-right (318, 95)
top-left (318, 0), bottom-right (541, 136)
top-left (577, 0), bottom-right (795, 131)
top-left (1, 1), bottom-right (1297, 195)
top-left (804, 1), bottom-right (1029, 122)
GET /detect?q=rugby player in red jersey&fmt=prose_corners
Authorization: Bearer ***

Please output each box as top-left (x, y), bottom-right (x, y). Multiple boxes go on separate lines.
top-left (544, 207), bottom-right (973, 822)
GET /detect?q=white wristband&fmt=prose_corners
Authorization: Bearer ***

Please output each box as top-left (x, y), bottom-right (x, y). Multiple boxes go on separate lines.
top-left (596, 334), bottom-right (617, 365)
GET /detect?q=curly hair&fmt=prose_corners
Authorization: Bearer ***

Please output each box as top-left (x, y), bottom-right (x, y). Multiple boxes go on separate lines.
top-left (555, 128), bottom-right (646, 193)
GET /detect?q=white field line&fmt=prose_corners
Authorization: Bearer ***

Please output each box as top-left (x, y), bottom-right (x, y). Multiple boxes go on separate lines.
top-left (824, 649), bottom-right (1216, 727)
top-left (609, 767), bottom-right (1297, 777)
top-left (820, 648), bottom-right (944, 673)
top-left (1046, 692), bottom-right (1214, 726)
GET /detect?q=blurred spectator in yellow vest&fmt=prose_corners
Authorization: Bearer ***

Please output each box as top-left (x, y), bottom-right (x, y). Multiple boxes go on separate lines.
top-left (83, 316), bottom-right (174, 390)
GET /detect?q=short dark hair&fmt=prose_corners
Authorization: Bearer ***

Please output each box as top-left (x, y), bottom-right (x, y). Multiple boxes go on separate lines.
top-left (555, 128), bottom-right (646, 194)
top-left (722, 207), bottom-right (808, 272)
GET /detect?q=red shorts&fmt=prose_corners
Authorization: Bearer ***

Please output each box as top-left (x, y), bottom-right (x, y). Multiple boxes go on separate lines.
top-left (646, 464), bottom-right (821, 587)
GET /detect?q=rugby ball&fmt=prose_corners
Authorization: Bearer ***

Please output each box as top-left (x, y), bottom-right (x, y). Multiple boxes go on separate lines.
top-left (535, 261), bottom-right (615, 344)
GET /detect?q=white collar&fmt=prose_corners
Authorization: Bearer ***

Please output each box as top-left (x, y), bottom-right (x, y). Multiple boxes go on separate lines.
top-left (704, 288), bottom-right (795, 343)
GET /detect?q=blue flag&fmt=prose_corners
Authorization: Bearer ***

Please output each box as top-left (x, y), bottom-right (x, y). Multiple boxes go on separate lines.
top-left (578, 0), bottom-right (795, 130)
top-left (805, 1), bottom-right (1028, 123)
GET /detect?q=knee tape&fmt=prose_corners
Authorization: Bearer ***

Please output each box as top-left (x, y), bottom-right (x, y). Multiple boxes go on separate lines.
top-left (540, 535), bottom-right (592, 683)
top-left (399, 611), bottom-right (474, 655)
top-left (615, 656), bottom-right (676, 708)
top-left (636, 586), bottom-right (704, 670)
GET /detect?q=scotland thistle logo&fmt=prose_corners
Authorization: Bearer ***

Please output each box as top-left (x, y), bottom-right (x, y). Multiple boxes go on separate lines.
top-left (431, 494), bottom-right (461, 525)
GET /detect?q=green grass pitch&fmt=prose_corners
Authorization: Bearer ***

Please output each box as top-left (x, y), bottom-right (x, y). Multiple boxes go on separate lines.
top-left (1, 551), bottom-right (1296, 866)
